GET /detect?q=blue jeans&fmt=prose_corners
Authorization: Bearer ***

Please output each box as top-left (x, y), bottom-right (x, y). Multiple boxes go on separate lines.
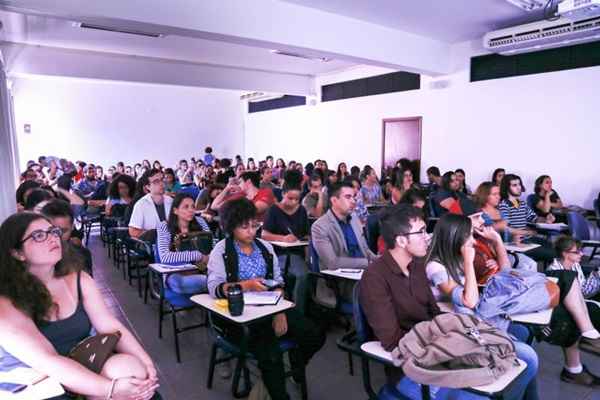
top-left (394, 323), bottom-right (539, 400)
top-left (166, 273), bottom-right (208, 295)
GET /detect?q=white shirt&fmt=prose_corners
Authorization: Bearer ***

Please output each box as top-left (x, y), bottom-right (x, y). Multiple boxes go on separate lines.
top-left (128, 193), bottom-right (173, 231)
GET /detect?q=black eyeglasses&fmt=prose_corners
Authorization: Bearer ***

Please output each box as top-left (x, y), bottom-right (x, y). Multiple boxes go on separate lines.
top-left (20, 227), bottom-right (63, 244)
top-left (566, 249), bottom-right (583, 255)
top-left (403, 227), bottom-right (428, 238)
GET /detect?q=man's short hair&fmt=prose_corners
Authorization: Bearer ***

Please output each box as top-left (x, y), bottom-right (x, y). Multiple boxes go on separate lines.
top-left (426, 166), bottom-right (441, 177)
top-left (329, 182), bottom-right (354, 199)
top-left (205, 146), bottom-right (213, 153)
top-left (41, 199), bottom-right (74, 222)
top-left (240, 171), bottom-right (261, 189)
top-left (380, 204), bottom-right (425, 249)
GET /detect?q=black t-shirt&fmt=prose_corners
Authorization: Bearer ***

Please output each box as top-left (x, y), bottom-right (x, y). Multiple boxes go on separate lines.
top-left (263, 204), bottom-right (309, 239)
top-left (531, 191), bottom-right (561, 216)
top-left (154, 202), bottom-right (167, 222)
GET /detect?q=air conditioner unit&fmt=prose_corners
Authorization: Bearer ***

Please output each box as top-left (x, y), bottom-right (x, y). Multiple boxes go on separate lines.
top-left (559, 0), bottom-right (600, 19)
top-left (483, 15), bottom-right (600, 55)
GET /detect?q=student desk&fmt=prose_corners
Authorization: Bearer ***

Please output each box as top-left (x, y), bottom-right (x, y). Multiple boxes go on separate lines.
top-left (503, 242), bottom-right (541, 253)
top-left (360, 341), bottom-right (527, 398)
top-left (268, 240), bottom-right (309, 277)
top-left (321, 268), bottom-right (364, 281)
top-left (190, 294), bottom-right (295, 397)
top-left (0, 368), bottom-right (64, 400)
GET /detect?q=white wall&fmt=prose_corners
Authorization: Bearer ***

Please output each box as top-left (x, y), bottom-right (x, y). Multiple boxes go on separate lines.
top-left (13, 76), bottom-right (244, 170)
top-left (245, 63), bottom-right (600, 208)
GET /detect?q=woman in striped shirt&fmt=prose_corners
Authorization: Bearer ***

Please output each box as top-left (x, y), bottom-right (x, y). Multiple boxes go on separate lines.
top-left (156, 192), bottom-right (211, 295)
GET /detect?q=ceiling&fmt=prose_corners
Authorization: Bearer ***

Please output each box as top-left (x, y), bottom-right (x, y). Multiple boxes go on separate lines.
top-left (0, 0), bottom-right (554, 93)
top-left (0, 10), bottom-right (354, 76)
top-left (282, 0), bottom-right (547, 43)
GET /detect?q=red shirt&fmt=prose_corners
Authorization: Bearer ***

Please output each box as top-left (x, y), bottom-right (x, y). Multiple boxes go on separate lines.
top-left (223, 188), bottom-right (275, 221)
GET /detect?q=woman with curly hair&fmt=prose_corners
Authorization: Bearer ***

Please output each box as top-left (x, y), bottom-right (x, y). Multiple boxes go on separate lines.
top-left (105, 173), bottom-right (136, 217)
top-left (0, 212), bottom-right (159, 399)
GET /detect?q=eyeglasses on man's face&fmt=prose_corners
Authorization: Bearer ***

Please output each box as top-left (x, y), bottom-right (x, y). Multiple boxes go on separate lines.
top-left (402, 227), bottom-right (428, 238)
top-left (238, 222), bottom-right (262, 231)
top-left (20, 227), bottom-right (63, 244)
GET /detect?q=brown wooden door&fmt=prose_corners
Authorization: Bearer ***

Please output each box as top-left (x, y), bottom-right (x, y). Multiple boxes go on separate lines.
top-left (381, 117), bottom-right (422, 177)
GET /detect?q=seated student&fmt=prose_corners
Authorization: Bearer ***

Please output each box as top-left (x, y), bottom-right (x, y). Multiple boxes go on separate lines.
top-left (163, 168), bottom-right (181, 196)
top-left (260, 165), bottom-right (275, 189)
top-left (156, 193), bottom-right (211, 295)
top-left (532, 175), bottom-right (564, 217)
top-left (454, 168), bottom-right (471, 196)
top-left (360, 205), bottom-right (538, 400)
top-left (128, 168), bottom-right (174, 239)
top-left (549, 236), bottom-right (600, 302)
top-left (207, 198), bottom-right (325, 400)
top-left (498, 174), bottom-right (556, 262)
top-left (262, 170), bottom-right (309, 307)
top-left (432, 171), bottom-right (467, 216)
top-left (359, 166), bottom-right (384, 205)
top-left (301, 173), bottom-right (328, 218)
top-left (312, 182), bottom-right (376, 304)
top-left (16, 180), bottom-right (42, 212)
top-left (176, 159), bottom-right (193, 186)
top-left (211, 171), bottom-right (275, 222)
top-left (105, 173), bottom-right (136, 217)
top-left (336, 162), bottom-right (349, 182)
top-left (195, 183), bottom-right (224, 222)
top-left (41, 199), bottom-right (93, 276)
top-left (24, 187), bottom-right (55, 212)
top-left (203, 146), bottom-right (215, 166)
top-left (473, 182), bottom-right (537, 274)
top-left (492, 168), bottom-right (505, 187)
top-left (0, 212), bottom-right (159, 399)
top-left (343, 176), bottom-right (369, 224)
top-left (391, 167), bottom-right (419, 205)
top-left (427, 214), bottom-right (600, 387)
top-left (426, 166), bottom-right (442, 192)
top-left (73, 165), bottom-right (100, 199)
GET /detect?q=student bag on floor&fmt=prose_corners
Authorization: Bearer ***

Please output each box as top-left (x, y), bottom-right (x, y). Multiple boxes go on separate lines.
top-left (391, 313), bottom-right (518, 388)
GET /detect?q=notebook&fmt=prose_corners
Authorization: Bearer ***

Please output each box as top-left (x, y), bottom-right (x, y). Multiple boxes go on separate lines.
top-left (243, 291), bottom-right (282, 305)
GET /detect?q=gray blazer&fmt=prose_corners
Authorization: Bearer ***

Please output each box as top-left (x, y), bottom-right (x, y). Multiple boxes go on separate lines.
top-left (311, 209), bottom-right (375, 271)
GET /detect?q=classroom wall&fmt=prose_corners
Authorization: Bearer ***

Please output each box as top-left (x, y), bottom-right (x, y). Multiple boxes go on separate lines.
top-left (12, 76), bottom-right (244, 170)
top-left (244, 63), bottom-right (600, 208)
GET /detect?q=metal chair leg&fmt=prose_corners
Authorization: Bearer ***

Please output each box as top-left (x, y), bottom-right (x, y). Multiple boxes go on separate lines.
top-left (158, 298), bottom-right (165, 339)
top-left (207, 343), bottom-right (218, 389)
top-left (171, 306), bottom-right (181, 363)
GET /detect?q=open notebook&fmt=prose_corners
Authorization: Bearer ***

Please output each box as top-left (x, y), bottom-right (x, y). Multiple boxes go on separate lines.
top-left (243, 291), bottom-right (282, 305)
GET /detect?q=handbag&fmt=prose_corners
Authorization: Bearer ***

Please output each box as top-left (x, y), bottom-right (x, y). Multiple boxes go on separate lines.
top-left (68, 331), bottom-right (122, 374)
top-left (172, 231), bottom-right (212, 272)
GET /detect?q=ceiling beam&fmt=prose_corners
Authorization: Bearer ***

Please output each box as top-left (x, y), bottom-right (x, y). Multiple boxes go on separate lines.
top-left (0, 42), bottom-right (315, 95)
top-left (0, 0), bottom-right (453, 75)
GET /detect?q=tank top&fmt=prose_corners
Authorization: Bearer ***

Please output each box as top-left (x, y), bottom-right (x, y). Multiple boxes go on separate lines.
top-left (36, 272), bottom-right (93, 356)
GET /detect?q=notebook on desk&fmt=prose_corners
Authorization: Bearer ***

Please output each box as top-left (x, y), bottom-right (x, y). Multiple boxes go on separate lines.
top-left (243, 291), bottom-right (282, 305)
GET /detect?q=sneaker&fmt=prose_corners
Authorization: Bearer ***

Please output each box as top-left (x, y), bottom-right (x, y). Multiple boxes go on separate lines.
top-left (560, 365), bottom-right (600, 386)
top-left (216, 360), bottom-right (232, 379)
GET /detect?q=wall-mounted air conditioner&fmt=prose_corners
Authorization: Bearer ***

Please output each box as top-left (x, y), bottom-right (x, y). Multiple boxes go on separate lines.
top-left (483, 15), bottom-right (600, 55)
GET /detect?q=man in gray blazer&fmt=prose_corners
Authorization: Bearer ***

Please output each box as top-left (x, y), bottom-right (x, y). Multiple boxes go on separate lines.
top-left (311, 182), bottom-right (376, 306)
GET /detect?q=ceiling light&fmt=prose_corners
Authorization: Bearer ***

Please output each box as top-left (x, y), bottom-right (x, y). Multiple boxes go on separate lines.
top-left (74, 22), bottom-right (163, 38)
top-left (270, 50), bottom-right (331, 62)
top-left (505, 0), bottom-right (547, 11)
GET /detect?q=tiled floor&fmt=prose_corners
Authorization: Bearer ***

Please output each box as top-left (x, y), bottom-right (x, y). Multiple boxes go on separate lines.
top-left (88, 235), bottom-right (600, 400)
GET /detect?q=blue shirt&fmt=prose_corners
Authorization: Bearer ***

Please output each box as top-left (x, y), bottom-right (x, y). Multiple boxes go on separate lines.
top-left (336, 214), bottom-right (364, 258)
top-left (234, 241), bottom-right (267, 281)
top-left (204, 153), bottom-right (215, 166)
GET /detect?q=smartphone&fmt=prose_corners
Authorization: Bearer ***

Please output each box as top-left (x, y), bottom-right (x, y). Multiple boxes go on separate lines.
top-left (0, 382), bottom-right (27, 393)
top-left (262, 279), bottom-right (283, 289)
top-left (482, 213), bottom-right (494, 227)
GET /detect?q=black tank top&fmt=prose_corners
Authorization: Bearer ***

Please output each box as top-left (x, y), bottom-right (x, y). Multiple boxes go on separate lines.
top-left (37, 272), bottom-right (93, 356)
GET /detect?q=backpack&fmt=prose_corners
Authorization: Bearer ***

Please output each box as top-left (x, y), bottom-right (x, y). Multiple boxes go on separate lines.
top-left (391, 313), bottom-right (518, 389)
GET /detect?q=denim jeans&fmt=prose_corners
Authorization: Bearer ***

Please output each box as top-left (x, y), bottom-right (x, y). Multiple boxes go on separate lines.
top-left (166, 273), bottom-right (208, 295)
top-left (394, 323), bottom-right (539, 400)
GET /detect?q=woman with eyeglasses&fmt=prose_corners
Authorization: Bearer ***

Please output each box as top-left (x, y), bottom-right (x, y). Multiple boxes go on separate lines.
top-left (549, 236), bottom-right (600, 302)
top-left (0, 212), bottom-right (159, 399)
top-left (207, 198), bottom-right (325, 400)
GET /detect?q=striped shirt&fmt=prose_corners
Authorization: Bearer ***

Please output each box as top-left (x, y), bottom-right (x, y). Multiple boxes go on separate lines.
top-left (156, 217), bottom-right (210, 265)
top-left (498, 198), bottom-right (537, 229)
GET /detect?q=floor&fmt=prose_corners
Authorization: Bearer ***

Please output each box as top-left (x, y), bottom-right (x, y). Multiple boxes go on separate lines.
top-left (89, 234), bottom-right (600, 400)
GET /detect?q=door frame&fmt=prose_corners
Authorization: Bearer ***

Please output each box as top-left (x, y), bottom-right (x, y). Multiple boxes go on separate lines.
top-left (381, 116), bottom-right (422, 173)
